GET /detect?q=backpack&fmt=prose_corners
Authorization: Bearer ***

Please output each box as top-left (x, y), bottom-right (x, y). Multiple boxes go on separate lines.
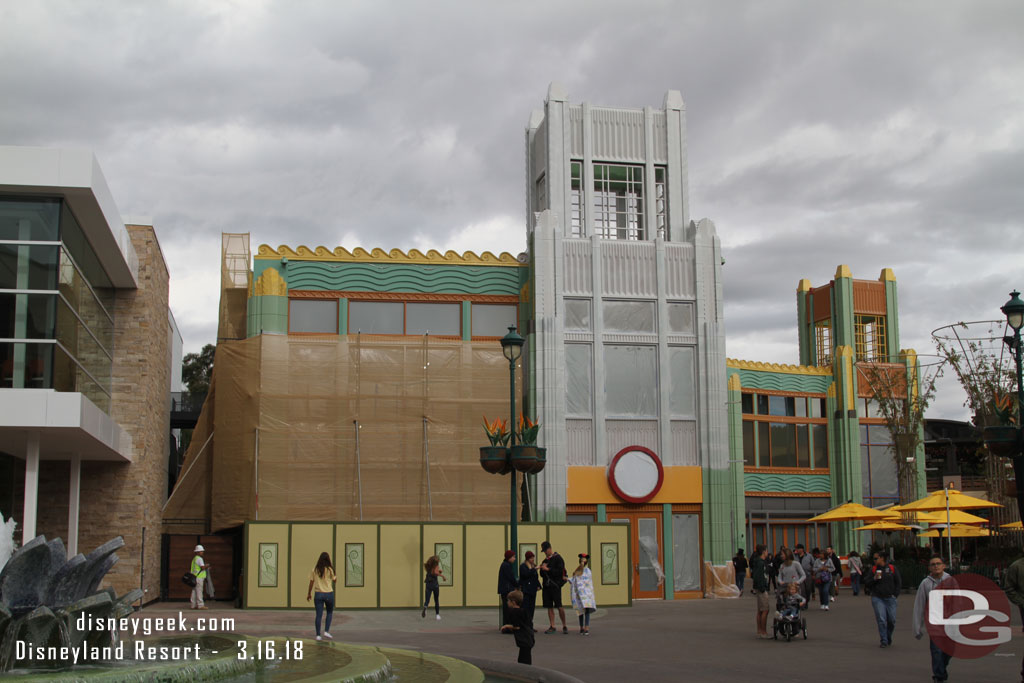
top-left (816, 568), bottom-right (832, 585)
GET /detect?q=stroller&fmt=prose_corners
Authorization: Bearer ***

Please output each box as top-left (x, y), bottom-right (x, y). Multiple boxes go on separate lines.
top-left (771, 590), bottom-right (808, 641)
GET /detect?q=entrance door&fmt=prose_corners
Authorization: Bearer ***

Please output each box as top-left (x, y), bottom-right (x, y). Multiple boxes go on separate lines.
top-left (609, 513), bottom-right (664, 599)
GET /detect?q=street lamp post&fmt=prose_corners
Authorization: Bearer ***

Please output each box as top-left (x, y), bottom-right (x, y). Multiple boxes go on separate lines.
top-left (1001, 290), bottom-right (1024, 526)
top-left (500, 325), bottom-right (524, 581)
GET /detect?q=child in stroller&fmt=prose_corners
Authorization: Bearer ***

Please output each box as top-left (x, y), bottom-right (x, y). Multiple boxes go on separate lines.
top-left (772, 582), bottom-right (807, 641)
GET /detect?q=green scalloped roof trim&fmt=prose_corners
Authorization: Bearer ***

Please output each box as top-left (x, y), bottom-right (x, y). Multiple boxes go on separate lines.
top-left (254, 260), bottom-right (521, 295)
top-left (745, 472), bottom-right (831, 493)
top-left (728, 369), bottom-right (832, 393)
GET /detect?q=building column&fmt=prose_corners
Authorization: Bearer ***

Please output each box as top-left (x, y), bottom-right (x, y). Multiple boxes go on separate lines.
top-left (68, 454), bottom-right (81, 556)
top-left (22, 431), bottom-right (40, 544)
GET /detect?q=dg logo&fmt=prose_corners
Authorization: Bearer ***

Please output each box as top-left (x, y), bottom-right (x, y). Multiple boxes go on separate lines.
top-left (926, 573), bottom-right (1012, 659)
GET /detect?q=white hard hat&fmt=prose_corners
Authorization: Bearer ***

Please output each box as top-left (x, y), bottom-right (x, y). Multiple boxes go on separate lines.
top-left (195, 544), bottom-right (205, 552)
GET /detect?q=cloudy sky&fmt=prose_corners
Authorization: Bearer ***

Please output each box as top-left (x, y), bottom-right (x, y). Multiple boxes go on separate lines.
top-left (2, 1), bottom-right (1021, 418)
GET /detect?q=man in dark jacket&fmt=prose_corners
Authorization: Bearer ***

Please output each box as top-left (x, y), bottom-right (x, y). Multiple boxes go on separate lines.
top-left (497, 550), bottom-right (519, 629)
top-left (539, 540), bottom-right (568, 634)
top-left (750, 544), bottom-right (771, 638)
top-left (733, 549), bottom-right (749, 593)
top-left (796, 544), bottom-right (815, 604)
top-left (864, 551), bottom-right (902, 647)
top-left (826, 545), bottom-right (843, 600)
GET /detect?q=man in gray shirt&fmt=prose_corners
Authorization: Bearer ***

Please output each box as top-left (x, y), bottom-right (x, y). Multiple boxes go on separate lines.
top-left (913, 556), bottom-right (953, 682)
top-left (796, 544), bottom-right (815, 604)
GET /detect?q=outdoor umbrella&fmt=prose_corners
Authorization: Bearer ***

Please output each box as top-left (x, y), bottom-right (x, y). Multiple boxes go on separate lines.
top-left (911, 510), bottom-right (990, 525)
top-left (901, 487), bottom-right (1002, 565)
top-left (807, 502), bottom-right (895, 523)
top-left (1001, 521), bottom-right (1024, 529)
top-left (919, 525), bottom-right (994, 538)
top-left (853, 521), bottom-right (915, 531)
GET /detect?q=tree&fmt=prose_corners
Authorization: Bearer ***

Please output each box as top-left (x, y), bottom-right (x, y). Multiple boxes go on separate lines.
top-left (182, 343), bottom-right (215, 396)
top-left (859, 355), bottom-right (942, 505)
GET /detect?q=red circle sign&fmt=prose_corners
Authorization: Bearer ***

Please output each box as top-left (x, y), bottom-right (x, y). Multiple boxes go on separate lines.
top-left (607, 446), bottom-right (664, 504)
top-left (925, 573), bottom-right (1012, 659)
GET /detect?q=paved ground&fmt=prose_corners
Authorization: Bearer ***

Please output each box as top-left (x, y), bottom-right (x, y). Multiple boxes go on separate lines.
top-left (140, 591), bottom-right (1022, 682)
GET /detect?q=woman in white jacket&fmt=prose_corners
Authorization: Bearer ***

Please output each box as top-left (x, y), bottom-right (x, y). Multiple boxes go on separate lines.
top-left (569, 553), bottom-right (597, 635)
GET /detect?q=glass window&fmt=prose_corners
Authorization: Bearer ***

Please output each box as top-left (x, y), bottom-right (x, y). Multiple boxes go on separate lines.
top-left (59, 203), bottom-right (114, 301)
top-left (406, 303), bottom-right (460, 335)
top-left (0, 198), bottom-right (60, 241)
top-left (593, 163), bottom-right (645, 240)
top-left (743, 421), bottom-right (755, 466)
top-left (668, 346), bottom-right (695, 416)
top-left (768, 395), bottom-right (795, 417)
top-left (867, 425), bottom-right (891, 445)
top-left (741, 393), bottom-right (753, 414)
top-left (814, 320), bottom-right (832, 365)
top-left (812, 424), bottom-right (828, 468)
top-left (667, 302), bottom-right (693, 334)
top-left (604, 345), bottom-right (657, 417)
top-left (870, 446), bottom-right (898, 497)
top-left (291, 299), bottom-right (340, 334)
top-left (795, 397), bottom-right (807, 417)
top-left (570, 162), bottom-right (584, 237)
top-left (758, 422), bottom-right (770, 466)
top-left (770, 423), bottom-right (797, 467)
top-left (58, 248), bottom-right (112, 352)
top-left (809, 397), bottom-right (825, 418)
top-left (654, 167), bottom-right (667, 239)
top-left (797, 425), bottom-right (810, 468)
top-left (672, 513), bottom-right (702, 591)
top-left (564, 299), bottom-right (591, 331)
top-left (855, 314), bottom-right (888, 362)
top-left (0, 341), bottom-right (54, 390)
top-left (0, 244), bottom-right (59, 290)
top-left (472, 304), bottom-right (517, 337)
top-left (603, 300), bottom-right (656, 333)
top-left (55, 297), bottom-right (111, 393)
top-left (535, 172), bottom-right (546, 214)
top-left (861, 445), bottom-right (872, 499)
top-left (565, 343), bottom-right (592, 416)
top-left (0, 293), bottom-right (56, 339)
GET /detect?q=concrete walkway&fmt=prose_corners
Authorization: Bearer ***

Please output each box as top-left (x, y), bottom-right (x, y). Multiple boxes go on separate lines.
top-left (139, 592), bottom-right (1021, 682)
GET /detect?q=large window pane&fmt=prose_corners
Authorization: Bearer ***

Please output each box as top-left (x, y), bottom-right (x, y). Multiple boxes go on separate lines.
top-left (472, 304), bottom-right (517, 337)
top-left (58, 248), bottom-right (112, 352)
top-left (861, 445), bottom-right (872, 499)
top-left (741, 393), bottom-right (753, 414)
top-left (604, 345), bottom-right (657, 417)
top-left (565, 343), bottom-right (592, 416)
top-left (668, 346), bottom-right (695, 416)
top-left (564, 299), bottom-right (591, 331)
top-left (0, 293), bottom-right (56, 339)
top-left (593, 163), bottom-right (645, 240)
top-left (292, 299), bottom-right (340, 333)
top-left (758, 422), bottom-right (770, 466)
top-left (812, 424), bottom-right (828, 468)
top-left (0, 244), bottom-right (59, 290)
top-left (55, 297), bottom-right (111, 393)
top-left (867, 425), bottom-right (891, 444)
top-left (672, 514), bottom-right (701, 591)
top-left (406, 302), bottom-right (460, 335)
top-left (603, 300), bottom-right (656, 333)
top-left (871, 447), bottom-right (898, 497)
top-left (59, 203), bottom-right (114, 311)
top-left (768, 395), bottom-right (795, 417)
top-left (743, 421), bottom-right (755, 466)
top-left (796, 424), bottom-right (810, 467)
top-left (0, 341), bottom-right (54, 389)
top-left (667, 303), bottom-right (694, 334)
top-left (0, 198), bottom-right (60, 241)
top-left (770, 423), bottom-right (797, 467)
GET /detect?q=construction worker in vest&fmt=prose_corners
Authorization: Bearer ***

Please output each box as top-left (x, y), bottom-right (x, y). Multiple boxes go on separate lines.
top-left (191, 544), bottom-right (211, 610)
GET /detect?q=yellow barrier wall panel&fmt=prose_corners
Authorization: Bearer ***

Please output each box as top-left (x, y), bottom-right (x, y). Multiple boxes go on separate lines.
top-left (335, 524), bottom-right (379, 608)
top-left (246, 523), bottom-right (290, 608)
top-left (465, 525), bottom-right (505, 606)
top-left (515, 524), bottom-right (547, 566)
top-left (548, 525), bottom-right (589, 569)
top-left (379, 525), bottom-right (420, 607)
top-left (589, 524), bottom-right (630, 606)
top-left (289, 523), bottom-right (335, 608)
top-left (422, 524), bottom-right (464, 607)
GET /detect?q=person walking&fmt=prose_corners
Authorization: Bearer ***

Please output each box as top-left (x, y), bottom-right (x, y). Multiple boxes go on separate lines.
top-left (769, 546), bottom-right (785, 591)
top-left (732, 549), bottom-right (748, 593)
top-left (500, 590), bottom-right (535, 665)
top-left (422, 555), bottom-right (446, 620)
top-left (519, 551), bottom-right (541, 627)
top-left (812, 547), bottom-right (835, 611)
top-left (750, 544), bottom-right (771, 639)
top-left (189, 545), bottom-right (210, 610)
top-left (826, 546), bottom-right (843, 601)
top-left (497, 550), bottom-right (519, 630)
top-left (305, 551), bottom-right (336, 641)
top-left (539, 540), bottom-right (568, 635)
top-left (1003, 552), bottom-right (1024, 681)
top-left (796, 544), bottom-right (815, 605)
top-left (569, 553), bottom-right (597, 635)
top-left (777, 550), bottom-right (806, 590)
top-left (864, 551), bottom-right (902, 648)
top-left (847, 550), bottom-right (864, 596)
top-left (914, 555), bottom-right (954, 683)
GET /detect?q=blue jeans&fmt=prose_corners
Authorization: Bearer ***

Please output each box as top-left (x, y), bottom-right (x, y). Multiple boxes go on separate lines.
top-left (929, 638), bottom-right (951, 680)
top-left (871, 595), bottom-right (898, 645)
top-left (736, 574), bottom-right (745, 592)
top-left (314, 591), bottom-right (334, 635)
top-left (850, 572), bottom-right (861, 595)
top-left (817, 580), bottom-right (830, 606)
top-left (424, 583), bottom-right (439, 614)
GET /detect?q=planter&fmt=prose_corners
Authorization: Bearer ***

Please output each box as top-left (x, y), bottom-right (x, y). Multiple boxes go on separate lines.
top-left (983, 425), bottom-right (1021, 458)
top-left (528, 446), bottom-right (546, 474)
top-left (480, 446), bottom-right (511, 474)
top-left (511, 444), bottom-right (540, 473)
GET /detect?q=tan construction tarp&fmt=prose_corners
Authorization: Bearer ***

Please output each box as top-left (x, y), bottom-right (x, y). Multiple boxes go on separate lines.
top-left (165, 333), bottom-right (522, 531)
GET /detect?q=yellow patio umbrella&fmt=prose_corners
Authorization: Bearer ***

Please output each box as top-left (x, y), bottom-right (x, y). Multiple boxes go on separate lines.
top-left (1000, 521), bottom-right (1023, 529)
top-left (807, 502), bottom-right (896, 523)
top-left (901, 487), bottom-right (1001, 566)
top-left (853, 521), bottom-right (914, 531)
top-left (919, 524), bottom-right (994, 538)
top-left (913, 510), bottom-right (990, 525)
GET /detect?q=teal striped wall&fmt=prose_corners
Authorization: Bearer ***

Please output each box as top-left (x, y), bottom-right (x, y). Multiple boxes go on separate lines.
top-left (254, 260), bottom-right (520, 295)
top-left (744, 472), bottom-right (831, 494)
top-left (729, 369), bottom-right (831, 393)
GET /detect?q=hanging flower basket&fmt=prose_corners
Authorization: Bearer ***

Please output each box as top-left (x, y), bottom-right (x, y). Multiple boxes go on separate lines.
top-left (528, 446), bottom-right (546, 474)
top-left (983, 425), bottom-right (1021, 458)
top-left (511, 445), bottom-right (545, 473)
top-left (480, 446), bottom-right (511, 475)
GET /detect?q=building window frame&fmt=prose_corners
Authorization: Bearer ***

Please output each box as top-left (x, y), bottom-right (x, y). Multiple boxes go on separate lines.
top-left (740, 390), bottom-right (829, 471)
top-left (854, 314), bottom-right (887, 362)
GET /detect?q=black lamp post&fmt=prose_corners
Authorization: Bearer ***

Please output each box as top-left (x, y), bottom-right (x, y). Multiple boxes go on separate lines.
top-left (1002, 291), bottom-right (1024, 525)
top-left (500, 325), bottom-right (524, 580)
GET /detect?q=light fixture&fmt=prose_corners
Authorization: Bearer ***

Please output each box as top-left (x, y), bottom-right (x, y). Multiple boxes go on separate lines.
top-left (500, 325), bottom-right (524, 362)
top-left (1002, 290), bottom-right (1024, 331)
